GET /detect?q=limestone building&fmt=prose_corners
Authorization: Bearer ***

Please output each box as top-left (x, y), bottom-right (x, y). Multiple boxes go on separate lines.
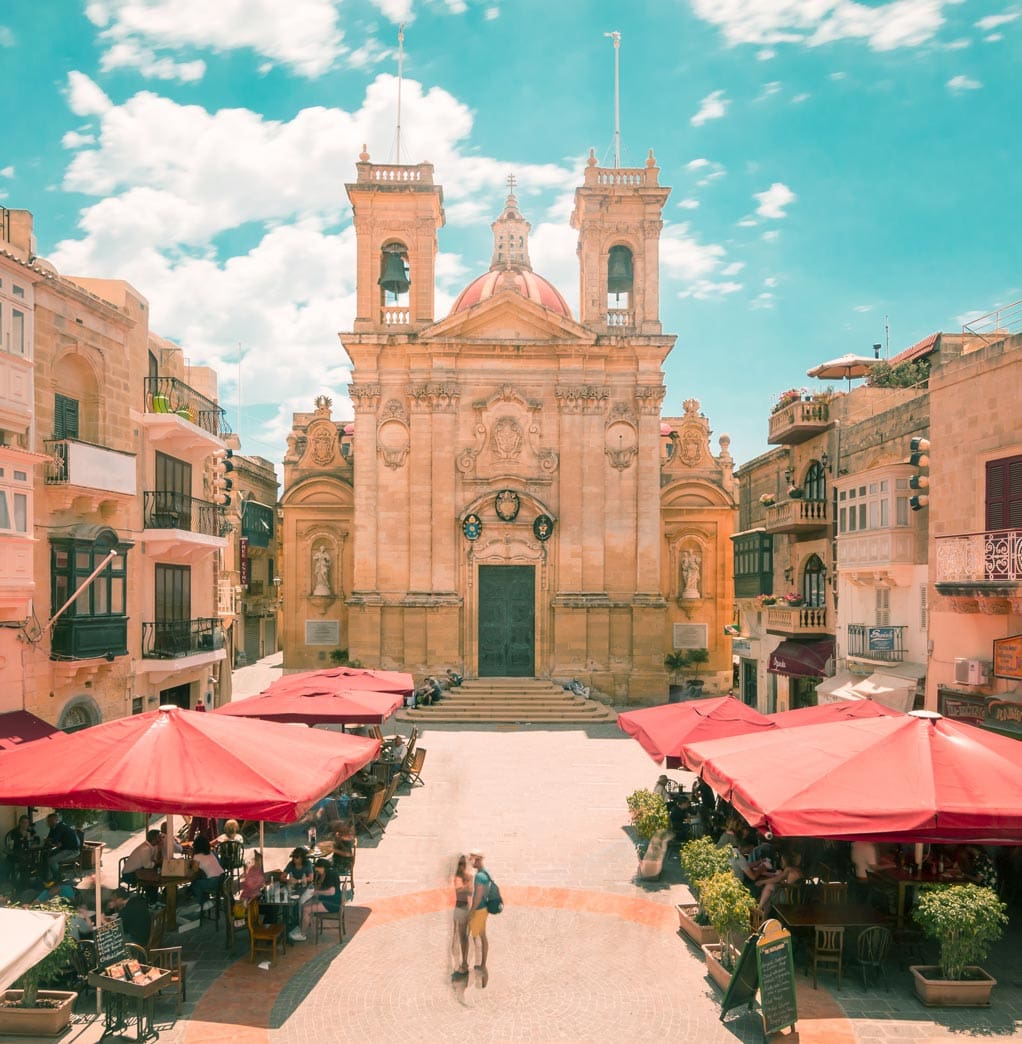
top-left (280, 151), bottom-right (736, 701)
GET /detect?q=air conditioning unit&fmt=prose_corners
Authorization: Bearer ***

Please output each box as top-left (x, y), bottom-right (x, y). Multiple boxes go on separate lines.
top-left (954, 658), bottom-right (989, 685)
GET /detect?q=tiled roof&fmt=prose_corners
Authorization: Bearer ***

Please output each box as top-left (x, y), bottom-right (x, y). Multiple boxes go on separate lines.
top-left (889, 332), bottom-right (939, 366)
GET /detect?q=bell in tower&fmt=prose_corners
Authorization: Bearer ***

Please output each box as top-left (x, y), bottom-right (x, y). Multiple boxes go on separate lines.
top-left (379, 246), bottom-right (411, 297)
top-left (607, 245), bottom-right (634, 298)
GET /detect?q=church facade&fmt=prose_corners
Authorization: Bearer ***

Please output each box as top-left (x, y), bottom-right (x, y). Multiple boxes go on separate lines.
top-left (279, 149), bottom-right (736, 701)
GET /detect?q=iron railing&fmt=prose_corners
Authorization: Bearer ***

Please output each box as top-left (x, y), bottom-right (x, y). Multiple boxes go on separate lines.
top-left (141, 617), bottom-right (223, 659)
top-left (935, 529), bottom-right (1022, 583)
top-left (144, 376), bottom-right (230, 438)
top-left (846, 623), bottom-right (907, 663)
top-left (962, 299), bottom-right (1022, 349)
top-left (143, 491), bottom-right (222, 537)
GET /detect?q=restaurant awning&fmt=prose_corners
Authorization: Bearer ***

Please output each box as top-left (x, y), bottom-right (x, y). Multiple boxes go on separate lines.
top-left (0, 711), bottom-right (59, 751)
top-left (815, 672), bottom-right (862, 703)
top-left (768, 639), bottom-right (834, 678)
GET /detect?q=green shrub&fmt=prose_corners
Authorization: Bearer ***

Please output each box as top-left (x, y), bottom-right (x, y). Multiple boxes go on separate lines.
top-left (866, 358), bottom-right (930, 388)
top-left (625, 789), bottom-right (670, 840)
top-left (12, 899), bottom-right (78, 1007)
top-left (913, 883), bottom-right (1007, 981)
top-left (699, 871), bottom-right (756, 970)
top-left (680, 836), bottom-right (733, 890)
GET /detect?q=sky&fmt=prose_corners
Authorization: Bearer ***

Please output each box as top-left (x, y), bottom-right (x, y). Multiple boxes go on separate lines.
top-left (3, 0), bottom-right (1020, 475)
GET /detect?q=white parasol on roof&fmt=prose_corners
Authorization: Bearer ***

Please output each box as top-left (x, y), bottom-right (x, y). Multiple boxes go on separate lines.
top-left (806, 353), bottom-right (879, 389)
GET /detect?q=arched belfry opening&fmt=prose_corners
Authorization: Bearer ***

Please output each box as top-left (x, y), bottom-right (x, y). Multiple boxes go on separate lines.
top-left (607, 244), bottom-right (634, 310)
top-left (379, 241), bottom-right (410, 308)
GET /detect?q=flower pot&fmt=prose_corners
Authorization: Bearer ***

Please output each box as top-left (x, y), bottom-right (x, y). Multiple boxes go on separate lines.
top-left (0, 990), bottom-right (77, 1036)
top-left (702, 943), bottom-right (735, 991)
top-left (909, 965), bottom-right (996, 1007)
top-left (677, 903), bottom-right (719, 947)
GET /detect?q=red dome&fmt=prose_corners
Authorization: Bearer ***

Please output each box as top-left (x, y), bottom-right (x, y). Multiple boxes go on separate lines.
top-left (450, 265), bottom-right (572, 319)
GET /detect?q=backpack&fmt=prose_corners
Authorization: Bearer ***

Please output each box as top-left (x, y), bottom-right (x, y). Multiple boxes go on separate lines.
top-left (486, 879), bottom-right (504, 915)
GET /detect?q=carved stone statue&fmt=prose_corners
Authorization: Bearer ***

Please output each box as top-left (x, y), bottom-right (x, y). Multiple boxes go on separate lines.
top-left (312, 545), bottom-right (332, 596)
top-left (680, 549), bottom-right (702, 600)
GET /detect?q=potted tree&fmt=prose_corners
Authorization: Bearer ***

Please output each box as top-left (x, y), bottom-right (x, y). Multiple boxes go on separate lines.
top-left (685, 648), bottom-right (710, 692)
top-left (677, 838), bottom-right (733, 946)
top-left (625, 790), bottom-right (672, 880)
top-left (910, 884), bottom-right (1007, 1006)
top-left (698, 871), bottom-right (756, 990)
top-left (0, 901), bottom-right (79, 1037)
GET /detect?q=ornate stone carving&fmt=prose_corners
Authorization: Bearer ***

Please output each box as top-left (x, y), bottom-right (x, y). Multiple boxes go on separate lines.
top-left (410, 382), bottom-right (459, 413)
top-left (380, 398), bottom-right (407, 421)
top-left (306, 422), bottom-right (337, 467)
top-left (491, 417), bottom-right (524, 460)
top-left (314, 394), bottom-right (332, 416)
top-left (605, 419), bottom-right (638, 470)
top-left (457, 389), bottom-right (558, 479)
top-left (556, 385), bottom-right (609, 414)
top-left (349, 383), bottom-right (381, 413)
top-left (635, 385), bottom-right (665, 415)
top-left (312, 544), bottom-right (333, 596)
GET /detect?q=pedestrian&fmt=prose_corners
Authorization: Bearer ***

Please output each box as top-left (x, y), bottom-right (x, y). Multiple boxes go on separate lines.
top-left (43, 812), bottom-right (80, 878)
top-left (468, 848), bottom-right (491, 971)
top-left (194, 699), bottom-right (206, 712)
top-left (452, 854), bottom-right (473, 976)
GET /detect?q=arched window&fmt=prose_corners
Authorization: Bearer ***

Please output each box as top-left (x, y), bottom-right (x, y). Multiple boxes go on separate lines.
top-left (802, 554), bottom-right (826, 608)
top-left (805, 461), bottom-right (827, 502)
top-left (58, 696), bottom-right (101, 734)
top-left (378, 241), bottom-right (410, 307)
top-left (606, 244), bottom-right (633, 308)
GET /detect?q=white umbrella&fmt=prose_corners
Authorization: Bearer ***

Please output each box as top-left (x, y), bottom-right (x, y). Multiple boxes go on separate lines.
top-left (0, 908), bottom-right (66, 992)
top-left (806, 353), bottom-right (879, 389)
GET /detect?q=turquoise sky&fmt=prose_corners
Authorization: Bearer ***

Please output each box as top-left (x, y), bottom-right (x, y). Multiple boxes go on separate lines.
top-left (3, 0), bottom-right (1019, 469)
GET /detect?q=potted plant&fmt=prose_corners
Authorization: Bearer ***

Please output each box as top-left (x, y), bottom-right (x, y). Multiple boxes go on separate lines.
top-left (787, 484), bottom-right (803, 499)
top-left (677, 838), bottom-right (733, 945)
top-left (0, 900), bottom-right (79, 1037)
top-left (685, 648), bottom-right (709, 690)
top-left (698, 870), bottom-right (756, 988)
top-left (783, 591), bottom-right (804, 607)
top-left (910, 884), bottom-right (1007, 1006)
top-left (759, 492), bottom-right (777, 507)
top-left (625, 789), bottom-right (670, 841)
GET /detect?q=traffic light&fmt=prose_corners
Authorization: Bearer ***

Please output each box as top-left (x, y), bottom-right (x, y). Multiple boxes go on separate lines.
top-left (909, 436), bottom-right (929, 511)
top-left (212, 448), bottom-right (233, 507)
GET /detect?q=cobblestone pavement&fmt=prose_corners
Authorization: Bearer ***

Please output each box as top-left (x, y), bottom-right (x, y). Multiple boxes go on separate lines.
top-left (17, 656), bottom-right (1021, 1043)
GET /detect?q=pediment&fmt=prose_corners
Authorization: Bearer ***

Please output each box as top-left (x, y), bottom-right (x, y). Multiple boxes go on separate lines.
top-left (425, 290), bottom-right (594, 344)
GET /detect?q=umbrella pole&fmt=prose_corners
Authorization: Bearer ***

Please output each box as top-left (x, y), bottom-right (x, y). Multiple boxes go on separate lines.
top-left (259, 821), bottom-right (265, 858)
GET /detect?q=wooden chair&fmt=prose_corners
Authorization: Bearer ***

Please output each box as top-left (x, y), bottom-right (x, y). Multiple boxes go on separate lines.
top-left (313, 892), bottom-right (346, 944)
top-left (381, 773), bottom-right (402, 816)
top-left (222, 874), bottom-right (246, 954)
top-left (749, 906), bottom-right (766, 932)
top-left (146, 907), bottom-right (167, 952)
top-left (854, 925), bottom-right (892, 990)
top-left (403, 747), bottom-right (426, 787)
top-left (809, 926), bottom-right (844, 989)
top-left (818, 881), bottom-right (848, 905)
top-left (354, 787), bottom-right (387, 837)
top-left (246, 899), bottom-right (284, 964)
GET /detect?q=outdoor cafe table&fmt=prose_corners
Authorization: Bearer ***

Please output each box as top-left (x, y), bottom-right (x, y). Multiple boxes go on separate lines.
top-left (135, 867), bottom-right (195, 931)
top-left (772, 902), bottom-right (890, 930)
top-left (258, 883), bottom-right (304, 943)
top-left (867, 866), bottom-right (972, 929)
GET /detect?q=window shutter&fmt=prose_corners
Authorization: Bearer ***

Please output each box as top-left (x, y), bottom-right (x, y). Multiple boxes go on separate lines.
top-left (986, 456), bottom-right (1022, 531)
top-left (54, 394), bottom-right (80, 440)
top-left (920, 584), bottom-right (928, 631)
top-left (875, 587), bottom-right (890, 626)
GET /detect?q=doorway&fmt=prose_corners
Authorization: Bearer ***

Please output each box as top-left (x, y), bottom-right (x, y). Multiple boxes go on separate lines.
top-left (477, 565), bottom-right (535, 677)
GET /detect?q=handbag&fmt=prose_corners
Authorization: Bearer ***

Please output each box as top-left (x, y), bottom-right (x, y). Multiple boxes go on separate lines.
top-left (485, 879), bottom-right (504, 915)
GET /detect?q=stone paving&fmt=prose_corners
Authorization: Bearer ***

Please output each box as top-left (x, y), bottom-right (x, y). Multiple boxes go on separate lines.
top-left (11, 654), bottom-right (1021, 1043)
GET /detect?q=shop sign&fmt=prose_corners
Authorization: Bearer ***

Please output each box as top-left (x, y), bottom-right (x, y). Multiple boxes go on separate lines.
top-left (867, 627), bottom-right (895, 651)
top-left (993, 634), bottom-right (1022, 680)
top-left (732, 639), bottom-right (752, 656)
top-left (239, 536), bottom-right (250, 587)
top-left (937, 689), bottom-right (986, 726)
top-left (985, 699), bottom-right (1022, 738)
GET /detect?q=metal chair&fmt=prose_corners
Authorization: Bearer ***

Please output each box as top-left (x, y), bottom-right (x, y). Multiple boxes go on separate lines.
top-left (854, 925), bottom-right (892, 990)
top-left (809, 925), bottom-right (844, 989)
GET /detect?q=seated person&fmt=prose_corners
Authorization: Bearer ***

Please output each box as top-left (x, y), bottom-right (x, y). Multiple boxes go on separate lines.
top-left (189, 836), bottom-right (224, 909)
top-left (652, 774), bottom-right (672, 799)
top-left (291, 857), bottom-right (342, 942)
top-left (238, 850), bottom-right (266, 903)
top-left (160, 822), bottom-right (184, 856)
top-left (282, 847), bottom-right (314, 890)
top-left (43, 813), bottom-right (80, 878)
top-left (215, 819), bottom-right (243, 846)
top-left (70, 904), bottom-right (95, 941)
top-left (106, 887), bottom-right (152, 948)
top-left (35, 870), bottom-right (77, 904)
top-left (445, 668), bottom-right (463, 688)
top-left (715, 815), bottom-right (742, 852)
top-left (732, 836), bottom-right (772, 897)
top-left (850, 840), bottom-right (894, 882)
top-left (122, 829), bottom-right (162, 886)
top-left (329, 822), bottom-right (356, 875)
top-left (4, 815), bottom-right (41, 883)
top-left (958, 845), bottom-right (999, 890)
top-left (757, 848), bottom-right (804, 912)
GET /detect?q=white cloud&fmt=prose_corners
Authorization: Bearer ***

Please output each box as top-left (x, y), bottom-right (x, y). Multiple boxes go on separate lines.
top-left (762, 229), bottom-right (780, 241)
top-left (853, 303), bottom-right (873, 312)
top-left (686, 158), bottom-right (711, 170)
top-left (764, 276), bottom-right (779, 287)
top-left (690, 0), bottom-right (951, 53)
top-left (85, 0), bottom-right (348, 78)
top-left (830, 70), bottom-right (847, 80)
top-left (485, 7), bottom-right (500, 19)
top-left (976, 12), bottom-right (1019, 30)
top-left (721, 261), bottom-right (745, 276)
top-left (985, 31), bottom-right (1004, 41)
top-left (660, 223), bottom-right (744, 300)
top-left (791, 92), bottom-right (811, 103)
top-left (370, 0), bottom-right (414, 21)
top-left (678, 198), bottom-right (700, 210)
top-left (751, 291), bottom-right (775, 309)
top-left (737, 216), bottom-right (758, 227)
top-left (757, 47), bottom-right (776, 59)
top-left (0, 166), bottom-right (13, 178)
top-left (754, 182), bottom-right (797, 219)
top-left (756, 80), bottom-right (783, 100)
top-left (691, 90), bottom-right (730, 126)
top-left (66, 70), bottom-right (113, 116)
top-left (61, 130), bottom-right (97, 149)
top-left (947, 73), bottom-right (982, 91)
top-left (100, 38), bottom-right (206, 82)
top-left (0, 26), bottom-right (14, 47)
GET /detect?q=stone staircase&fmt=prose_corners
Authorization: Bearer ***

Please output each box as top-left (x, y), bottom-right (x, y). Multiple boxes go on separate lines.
top-left (396, 678), bottom-right (617, 725)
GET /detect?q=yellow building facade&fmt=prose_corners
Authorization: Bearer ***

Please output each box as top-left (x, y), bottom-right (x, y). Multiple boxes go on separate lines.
top-left (280, 152), bottom-right (736, 701)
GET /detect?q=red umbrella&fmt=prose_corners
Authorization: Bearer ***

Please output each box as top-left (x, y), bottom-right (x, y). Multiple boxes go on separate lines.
top-left (767, 699), bottom-right (902, 728)
top-left (214, 687), bottom-right (403, 726)
top-left (261, 666), bottom-right (414, 698)
top-left (0, 705), bottom-right (379, 823)
top-left (617, 695), bottom-right (777, 768)
top-left (682, 712), bottom-right (1022, 843)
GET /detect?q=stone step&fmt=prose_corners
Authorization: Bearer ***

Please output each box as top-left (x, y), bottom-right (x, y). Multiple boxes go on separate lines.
top-left (397, 706), bottom-right (616, 724)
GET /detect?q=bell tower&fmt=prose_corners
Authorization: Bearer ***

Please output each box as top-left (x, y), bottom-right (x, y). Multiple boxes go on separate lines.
top-left (346, 146), bottom-right (445, 331)
top-left (490, 175), bottom-right (532, 270)
top-left (570, 148), bottom-right (669, 334)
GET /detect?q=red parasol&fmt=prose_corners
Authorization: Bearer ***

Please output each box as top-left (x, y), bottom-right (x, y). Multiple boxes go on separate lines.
top-left (260, 666), bottom-right (414, 698)
top-left (617, 695), bottom-right (777, 768)
top-left (214, 686), bottom-right (403, 726)
top-left (682, 712), bottom-right (1022, 843)
top-left (767, 699), bottom-right (902, 728)
top-left (0, 705), bottom-right (379, 823)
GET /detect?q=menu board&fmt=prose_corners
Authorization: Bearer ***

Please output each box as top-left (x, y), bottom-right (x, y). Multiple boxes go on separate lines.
top-left (720, 934), bottom-right (759, 1019)
top-left (94, 920), bottom-right (128, 968)
top-left (756, 928), bottom-right (797, 1037)
top-left (993, 634), bottom-right (1022, 680)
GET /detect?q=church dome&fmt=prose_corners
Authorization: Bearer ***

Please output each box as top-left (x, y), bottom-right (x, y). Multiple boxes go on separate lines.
top-left (450, 265), bottom-right (572, 318)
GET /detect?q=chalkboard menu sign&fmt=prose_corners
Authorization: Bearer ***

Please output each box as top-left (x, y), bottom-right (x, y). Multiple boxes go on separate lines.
top-left (720, 934), bottom-right (759, 1019)
top-left (756, 923), bottom-right (797, 1037)
top-left (94, 920), bottom-right (128, 969)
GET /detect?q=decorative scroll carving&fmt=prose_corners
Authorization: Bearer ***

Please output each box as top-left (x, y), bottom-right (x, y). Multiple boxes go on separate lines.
top-left (556, 385), bottom-right (609, 414)
top-left (635, 385), bottom-right (666, 415)
top-left (410, 382), bottom-right (459, 413)
top-left (605, 419), bottom-right (638, 470)
top-left (457, 388), bottom-right (558, 479)
top-left (349, 383), bottom-right (381, 413)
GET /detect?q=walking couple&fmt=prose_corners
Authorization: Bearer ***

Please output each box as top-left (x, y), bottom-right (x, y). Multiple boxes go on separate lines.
top-left (452, 848), bottom-right (492, 980)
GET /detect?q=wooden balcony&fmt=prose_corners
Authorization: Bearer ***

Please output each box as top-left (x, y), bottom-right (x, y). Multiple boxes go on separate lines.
top-left (768, 398), bottom-right (832, 445)
top-left (764, 497), bottom-right (829, 536)
top-left (765, 604), bottom-right (829, 637)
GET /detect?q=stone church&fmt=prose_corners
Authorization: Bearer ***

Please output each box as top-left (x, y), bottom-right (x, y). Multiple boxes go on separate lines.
top-left (279, 147), bottom-right (736, 701)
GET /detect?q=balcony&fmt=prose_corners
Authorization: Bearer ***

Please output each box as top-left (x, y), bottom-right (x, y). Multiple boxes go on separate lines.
top-left (846, 623), bottom-right (907, 664)
top-left (764, 497), bottom-right (829, 536)
top-left (837, 528), bottom-right (918, 571)
top-left (765, 603), bottom-right (829, 637)
top-left (934, 528), bottom-right (1022, 614)
top-left (44, 439), bottom-right (136, 496)
top-left (141, 618), bottom-right (224, 659)
top-left (217, 573), bottom-right (240, 617)
top-left (142, 492), bottom-right (227, 560)
top-left (768, 398), bottom-right (833, 445)
top-left (138, 376), bottom-right (230, 454)
top-left (50, 617), bottom-right (128, 661)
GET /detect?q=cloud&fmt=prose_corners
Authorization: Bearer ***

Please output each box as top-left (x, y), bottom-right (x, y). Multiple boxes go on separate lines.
top-left (750, 291), bottom-right (775, 309)
top-left (678, 198), bottom-right (700, 210)
top-left (485, 7), bottom-right (500, 19)
top-left (756, 80), bottom-right (783, 100)
top-left (763, 276), bottom-right (779, 288)
top-left (85, 0), bottom-right (348, 78)
top-left (66, 70), bottom-right (113, 116)
top-left (691, 90), bottom-right (729, 126)
top-left (690, 0), bottom-right (951, 53)
top-left (762, 229), bottom-right (780, 241)
top-left (660, 223), bottom-right (744, 300)
top-left (0, 166), bottom-right (13, 178)
top-left (791, 92), bottom-right (811, 103)
top-left (62, 130), bottom-right (97, 149)
top-left (0, 26), bottom-right (14, 47)
top-left (829, 70), bottom-right (847, 80)
top-left (757, 47), bottom-right (776, 59)
top-left (721, 261), bottom-right (745, 276)
top-left (976, 12), bottom-right (1019, 30)
top-left (370, 0), bottom-right (414, 21)
top-left (100, 38), bottom-right (206, 82)
top-left (853, 304), bottom-right (873, 312)
top-left (754, 182), bottom-right (797, 219)
top-left (947, 73), bottom-right (982, 91)
top-left (686, 158), bottom-right (711, 170)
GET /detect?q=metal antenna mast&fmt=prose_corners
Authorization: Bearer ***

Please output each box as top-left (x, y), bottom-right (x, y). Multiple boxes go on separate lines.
top-left (604, 30), bottom-right (621, 168)
top-left (396, 23), bottom-right (405, 163)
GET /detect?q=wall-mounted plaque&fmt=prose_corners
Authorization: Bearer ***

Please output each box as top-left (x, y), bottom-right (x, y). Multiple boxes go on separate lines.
top-left (305, 620), bottom-right (340, 646)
